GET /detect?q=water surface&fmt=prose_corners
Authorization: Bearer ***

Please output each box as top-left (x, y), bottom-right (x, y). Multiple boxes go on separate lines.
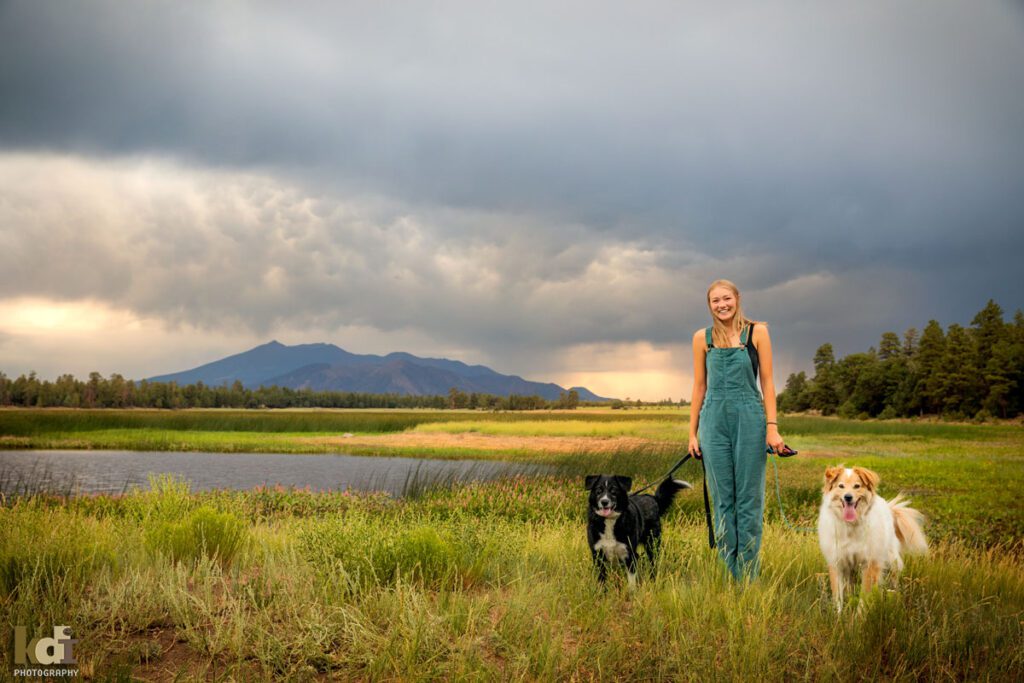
top-left (0, 449), bottom-right (545, 496)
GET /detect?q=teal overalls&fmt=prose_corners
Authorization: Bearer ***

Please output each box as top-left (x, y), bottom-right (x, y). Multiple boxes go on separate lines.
top-left (699, 324), bottom-right (767, 580)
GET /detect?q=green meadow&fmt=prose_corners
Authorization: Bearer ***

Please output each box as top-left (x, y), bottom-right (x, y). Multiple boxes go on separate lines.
top-left (1, 408), bottom-right (1022, 680)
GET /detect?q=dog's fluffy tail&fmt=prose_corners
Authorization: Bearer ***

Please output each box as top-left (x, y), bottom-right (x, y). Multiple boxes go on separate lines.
top-left (889, 495), bottom-right (928, 556)
top-left (655, 478), bottom-right (692, 514)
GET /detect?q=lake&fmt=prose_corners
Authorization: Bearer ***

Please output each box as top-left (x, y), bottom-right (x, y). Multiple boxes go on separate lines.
top-left (0, 450), bottom-right (548, 496)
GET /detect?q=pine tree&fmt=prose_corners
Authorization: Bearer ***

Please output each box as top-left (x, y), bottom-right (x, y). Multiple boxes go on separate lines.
top-left (982, 339), bottom-right (1016, 418)
top-left (835, 352), bottom-right (885, 417)
top-left (1006, 310), bottom-right (1024, 417)
top-left (779, 371), bottom-right (811, 412)
top-left (879, 343), bottom-right (912, 417)
top-left (810, 343), bottom-right (839, 414)
top-left (936, 324), bottom-right (983, 417)
top-left (971, 299), bottom-right (1005, 368)
top-left (878, 332), bottom-right (901, 360)
top-left (902, 327), bottom-right (919, 357)
top-left (914, 320), bottom-right (946, 415)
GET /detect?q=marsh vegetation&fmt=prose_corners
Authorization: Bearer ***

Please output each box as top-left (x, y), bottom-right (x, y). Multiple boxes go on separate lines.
top-left (1, 408), bottom-right (1021, 680)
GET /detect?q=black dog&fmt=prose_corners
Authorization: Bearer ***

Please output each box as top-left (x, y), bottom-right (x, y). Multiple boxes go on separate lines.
top-left (585, 475), bottom-right (691, 586)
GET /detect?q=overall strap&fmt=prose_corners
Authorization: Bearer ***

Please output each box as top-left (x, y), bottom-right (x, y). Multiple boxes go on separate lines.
top-left (740, 323), bottom-right (752, 346)
top-left (705, 327), bottom-right (714, 349)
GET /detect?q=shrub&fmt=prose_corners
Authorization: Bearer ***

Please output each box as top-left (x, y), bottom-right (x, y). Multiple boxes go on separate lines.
top-left (145, 506), bottom-right (247, 567)
top-left (381, 526), bottom-right (453, 583)
top-left (878, 406), bottom-right (899, 420)
top-left (972, 409), bottom-right (994, 424)
top-left (837, 401), bottom-right (858, 419)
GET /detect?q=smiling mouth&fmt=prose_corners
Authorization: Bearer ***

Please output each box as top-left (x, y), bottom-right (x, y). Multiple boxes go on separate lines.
top-left (596, 508), bottom-right (616, 518)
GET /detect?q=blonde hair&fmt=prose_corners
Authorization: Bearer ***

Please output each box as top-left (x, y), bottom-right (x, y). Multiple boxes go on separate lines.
top-left (706, 279), bottom-right (758, 348)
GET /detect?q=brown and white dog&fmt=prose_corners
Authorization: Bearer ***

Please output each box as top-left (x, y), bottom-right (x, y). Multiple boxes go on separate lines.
top-left (818, 465), bottom-right (928, 612)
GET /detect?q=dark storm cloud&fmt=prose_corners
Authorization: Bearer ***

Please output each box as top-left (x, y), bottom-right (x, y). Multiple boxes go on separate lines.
top-left (2, 0), bottom-right (1023, 373)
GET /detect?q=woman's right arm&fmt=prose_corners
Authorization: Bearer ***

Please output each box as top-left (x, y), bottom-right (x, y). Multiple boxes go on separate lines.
top-left (688, 330), bottom-right (707, 458)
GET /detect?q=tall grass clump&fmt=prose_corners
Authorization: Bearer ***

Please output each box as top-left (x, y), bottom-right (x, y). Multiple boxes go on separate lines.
top-left (144, 505), bottom-right (247, 567)
top-left (131, 472), bottom-right (193, 519)
top-left (396, 460), bottom-right (549, 500)
top-left (0, 507), bottom-right (115, 594)
top-left (0, 505), bottom-right (117, 628)
top-left (129, 474), bottom-right (247, 567)
top-left (299, 517), bottom-right (470, 591)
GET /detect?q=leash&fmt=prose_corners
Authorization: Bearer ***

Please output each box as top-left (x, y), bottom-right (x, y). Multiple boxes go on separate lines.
top-left (631, 452), bottom-right (716, 549)
top-left (630, 452), bottom-right (692, 495)
top-left (770, 454), bottom-right (816, 534)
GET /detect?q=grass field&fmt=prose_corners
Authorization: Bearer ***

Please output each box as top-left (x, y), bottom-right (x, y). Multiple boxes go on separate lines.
top-left (1, 408), bottom-right (1022, 680)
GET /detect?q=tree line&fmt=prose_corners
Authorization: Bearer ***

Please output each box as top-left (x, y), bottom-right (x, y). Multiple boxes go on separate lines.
top-left (777, 300), bottom-right (1024, 420)
top-left (0, 373), bottom-right (586, 411)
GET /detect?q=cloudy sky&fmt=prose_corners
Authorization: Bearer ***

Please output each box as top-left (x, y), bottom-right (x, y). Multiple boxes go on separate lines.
top-left (1, 1), bottom-right (1023, 400)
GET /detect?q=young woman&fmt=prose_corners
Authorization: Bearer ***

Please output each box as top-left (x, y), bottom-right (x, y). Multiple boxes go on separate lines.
top-left (688, 279), bottom-right (785, 580)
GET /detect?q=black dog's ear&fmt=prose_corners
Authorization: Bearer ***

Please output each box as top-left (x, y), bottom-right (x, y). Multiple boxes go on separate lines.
top-left (613, 475), bottom-right (633, 492)
top-left (585, 475), bottom-right (600, 490)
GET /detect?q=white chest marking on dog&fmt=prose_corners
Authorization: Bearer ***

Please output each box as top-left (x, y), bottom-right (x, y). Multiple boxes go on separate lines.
top-left (593, 517), bottom-right (628, 561)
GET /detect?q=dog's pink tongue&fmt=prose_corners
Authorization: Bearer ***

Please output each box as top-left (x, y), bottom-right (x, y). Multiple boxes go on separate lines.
top-left (598, 508), bottom-right (613, 517)
top-left (843, 502), bottom-right (857, 522)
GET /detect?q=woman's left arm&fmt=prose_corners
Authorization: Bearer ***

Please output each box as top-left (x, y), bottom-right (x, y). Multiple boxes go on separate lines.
top-left (754, 324), bottom-right (785, 453)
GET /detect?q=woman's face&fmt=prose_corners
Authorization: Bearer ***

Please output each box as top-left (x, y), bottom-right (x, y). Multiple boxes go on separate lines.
top-left (708, 287), bottom-right (738, 323)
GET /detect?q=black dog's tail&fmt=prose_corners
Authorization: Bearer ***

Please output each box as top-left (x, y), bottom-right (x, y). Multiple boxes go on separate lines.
top-left (655, 478), bottom-right (692, 514)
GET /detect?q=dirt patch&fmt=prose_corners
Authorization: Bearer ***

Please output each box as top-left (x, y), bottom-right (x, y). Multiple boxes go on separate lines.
top-left (126, 628), bottom-right (266, 682)
top-left (117, 629), bottom-right (210, 682)
top-left (303, 432), bottom-right (673, 454)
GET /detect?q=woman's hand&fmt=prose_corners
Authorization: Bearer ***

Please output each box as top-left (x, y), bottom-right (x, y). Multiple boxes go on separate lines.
top-left (688, 434), bottom-right (702, 459)
top-left (766, 424), bottom-right (785, 454)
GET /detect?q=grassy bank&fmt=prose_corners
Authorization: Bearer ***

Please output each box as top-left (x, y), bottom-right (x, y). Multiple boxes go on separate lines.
top-left (1, 473), bottom-right (1021, 681)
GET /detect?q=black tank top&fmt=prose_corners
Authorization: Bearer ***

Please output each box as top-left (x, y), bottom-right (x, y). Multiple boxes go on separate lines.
top-left (745, 324), bottom-right (759, 380)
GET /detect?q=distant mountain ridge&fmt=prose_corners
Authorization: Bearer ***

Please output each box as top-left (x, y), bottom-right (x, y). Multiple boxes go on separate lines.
top-left (147, 341), bottom-right (611, 402)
